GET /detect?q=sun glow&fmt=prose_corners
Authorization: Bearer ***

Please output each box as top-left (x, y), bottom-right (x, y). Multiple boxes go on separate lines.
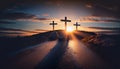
top-left (66, 26), bottom-right (74, 32)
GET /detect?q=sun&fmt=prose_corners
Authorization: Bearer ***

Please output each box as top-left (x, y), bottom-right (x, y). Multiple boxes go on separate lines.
top-left (66, 26), bottom-right (74, 32)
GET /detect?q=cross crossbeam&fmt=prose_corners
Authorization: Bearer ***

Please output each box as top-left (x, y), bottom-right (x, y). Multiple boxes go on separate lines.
top-left (50, 21), bottom-right (57, 31)
top-left (73, 22), bottom-right (80, 30)
top-left (61, 17), bottom-right (71, 31)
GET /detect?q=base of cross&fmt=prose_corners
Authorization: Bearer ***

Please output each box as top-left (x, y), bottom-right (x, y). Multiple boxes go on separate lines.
top-left (57, 30), bottom-right (71, 41)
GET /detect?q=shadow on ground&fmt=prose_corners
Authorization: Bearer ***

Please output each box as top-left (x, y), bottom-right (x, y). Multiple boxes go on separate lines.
top-left (35, 39), bottom-right (69, 69)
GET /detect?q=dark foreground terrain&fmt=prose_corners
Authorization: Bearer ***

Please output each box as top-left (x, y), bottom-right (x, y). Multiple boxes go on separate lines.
top-left (81, 33), bottom-right (120, 69)
top-left (0, 30), bottom-right (120, 69)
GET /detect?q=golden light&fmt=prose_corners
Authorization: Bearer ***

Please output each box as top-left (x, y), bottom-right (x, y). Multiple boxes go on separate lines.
top-left (66, 26), bottom-right (74, 32)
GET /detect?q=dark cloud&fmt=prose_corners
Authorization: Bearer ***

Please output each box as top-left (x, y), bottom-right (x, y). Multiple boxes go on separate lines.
top-left (35, 18), bottom-right (50, 21)
top-left (0, 27), bottom-right (38, 33)
top-left (88, 27), bottom-right (120, 31)
top-left (0, 0), bottom-right (120, 18)
top-left (91, 19), bottom-right (120, 23)
top-left (0, 20), bottom-right (16, 24)
top-left (102, 19), bottom-right (120, 23)
top-left (0, 12), bottom-right (50, 22)
top-left (0, 12), bottom-right (35, 20)
top-left (0, 0), bottom-right (119, 9)
top-left (80, 16), bottom-right (120, 23)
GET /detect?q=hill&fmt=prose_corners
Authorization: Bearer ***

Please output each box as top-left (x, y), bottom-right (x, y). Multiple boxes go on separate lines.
top-left (0, 31), bottom-right (58, 56)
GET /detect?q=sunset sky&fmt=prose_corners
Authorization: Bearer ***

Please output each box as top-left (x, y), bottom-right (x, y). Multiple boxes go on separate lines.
top-left (0, 0), bottom-right (120, 36)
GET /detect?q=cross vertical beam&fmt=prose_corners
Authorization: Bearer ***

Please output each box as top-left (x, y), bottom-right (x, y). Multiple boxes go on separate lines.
top-left (73, 22), bottom-right (80, 30)
top-left (61, 17), bottom-right (71, 31)
top-left (50, 21), bottom-right (57, 31)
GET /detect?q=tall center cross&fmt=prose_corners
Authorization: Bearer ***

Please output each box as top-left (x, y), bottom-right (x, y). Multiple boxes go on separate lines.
top-left (61, 17), bottom-right (71, 31)
top-left (50, 21), bottom-right (57, 31)
top-left (73, 22), bottom-right (80, 30)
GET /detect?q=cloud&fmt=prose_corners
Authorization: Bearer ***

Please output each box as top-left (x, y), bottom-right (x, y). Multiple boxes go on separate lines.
top-left (0, 0), bottom-right (119, 17)
top-left (79, 16), bottom-right (120, 23)
top-left (0, 12), bottom-right (50, 22)
top-left (42, 13), bottom-right (49, 17)
top-left (0, 27), bottom-right (42, 36)
top-left (0, 12), bottom-right (35, 20)
top-left (0, 20), bottom-right (16, 24)
top-left (17, 17), bottom-right (50, 22)
top-left (88, 27), bottom-right (120, 31)
top-left (34, 18), bottom-right (50, 20)
top-left (102, 19), bottom-right (120, 22)
top-left (0, 27), bottom-right (38, 33)
top-left (0, 27), bottom-right (50, 36)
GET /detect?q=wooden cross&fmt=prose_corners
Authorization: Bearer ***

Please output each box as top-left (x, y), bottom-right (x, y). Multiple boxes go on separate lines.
top-left (50, 21), bottom-right (57, 31)
top-left (73, 22), bottom-right (80, 30)
top-left (61, 17), bottom-right (71, 31)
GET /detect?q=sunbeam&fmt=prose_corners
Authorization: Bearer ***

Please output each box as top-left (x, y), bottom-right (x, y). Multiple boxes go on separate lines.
top-left (67, 33), bottom-right (109, 69)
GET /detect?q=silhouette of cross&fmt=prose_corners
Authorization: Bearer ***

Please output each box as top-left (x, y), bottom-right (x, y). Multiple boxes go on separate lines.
top-left (50, 21), bottom-right (57, 31)
top-left (61, 17), bottom-right (71, 31)
top-left (73, 22), bottom-right (80, 30)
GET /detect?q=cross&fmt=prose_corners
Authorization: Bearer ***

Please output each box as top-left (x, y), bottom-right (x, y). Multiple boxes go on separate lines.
top-left (61, 17), bottom-right (71, 31)
top-left (73, 22), bottom-right (80, 30)
top-left (49, 21), bottom-right (57, 31)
